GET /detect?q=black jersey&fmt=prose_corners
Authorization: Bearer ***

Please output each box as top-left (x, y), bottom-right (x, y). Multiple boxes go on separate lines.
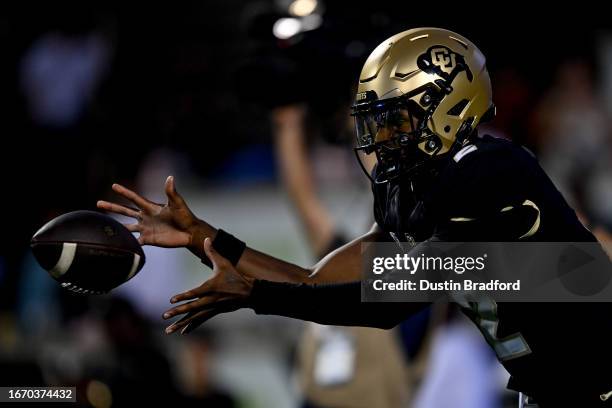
top-left (372, 134), bottom-right (594, 243)
top-left (250, 134), bottom-right (612, 406)
top-left (373, 134), bottom-right (612, 405)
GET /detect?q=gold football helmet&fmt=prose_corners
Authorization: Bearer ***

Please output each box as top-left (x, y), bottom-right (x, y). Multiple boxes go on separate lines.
top-left (352, 27), bottom-right (495, 183)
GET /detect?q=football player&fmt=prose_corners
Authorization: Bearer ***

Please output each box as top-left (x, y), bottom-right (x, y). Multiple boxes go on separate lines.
top-left (98, 28), bottom-right (612, 407)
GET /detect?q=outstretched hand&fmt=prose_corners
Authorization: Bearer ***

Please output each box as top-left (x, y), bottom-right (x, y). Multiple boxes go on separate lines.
top-left (97, 176), bottom-right (198, 247)
top-left (163, 237), bottom-right (254, 334)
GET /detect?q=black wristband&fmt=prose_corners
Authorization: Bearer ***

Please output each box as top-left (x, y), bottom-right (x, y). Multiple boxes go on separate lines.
top-left (213, 229), bottom-right (246, 266)
top-left (200, 229), bottom-right (246, 268)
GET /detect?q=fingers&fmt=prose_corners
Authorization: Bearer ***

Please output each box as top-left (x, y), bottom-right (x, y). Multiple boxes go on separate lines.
top-left (170, 278), bottom-right (216, 304)
top-left (203, 237), bottom-right (230, 269)
top-left (164, 310), bottom-right (198, 334)
top-left (203, 237), bottom-right (216, 266)
top-left (124, 223), bottom-right (141, 232)
top-left (163, 295), bottom-right (234, 320)
top-left (165, 175), bottom-right (176, 201)
top-left (165, 175), bottom-right (186, 206)
top-left (111, 183), bottom-right (156, 212)
top-left (163, 297), bottom-right (210, 320)
top-left (170, 289), bottom-right (199, 304)
top-left (181, 309), bottom-right (225, 334)
top-left (165, 309), bottom-right (206, 334)
top-left (97, 201), bottom-right (141, 219)
top-left (165, 306), bottom-right (228, 334)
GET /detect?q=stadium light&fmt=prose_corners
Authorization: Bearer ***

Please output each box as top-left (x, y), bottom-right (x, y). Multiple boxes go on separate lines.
top-left (272, 17), bottom-right (302, 39)
top-left (288, 0), bottom-right (317, 17)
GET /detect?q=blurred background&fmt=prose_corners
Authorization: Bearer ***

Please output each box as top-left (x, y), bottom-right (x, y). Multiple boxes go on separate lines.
top-left (1, 2), bottom-right (611, 407)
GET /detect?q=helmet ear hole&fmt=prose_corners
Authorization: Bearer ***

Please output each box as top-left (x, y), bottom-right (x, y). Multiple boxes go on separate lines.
top-left (447, 99), bottom-right (470, 117)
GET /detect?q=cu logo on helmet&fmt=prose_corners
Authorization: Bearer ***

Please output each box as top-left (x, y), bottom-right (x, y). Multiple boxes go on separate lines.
top-left (417, 46), bottom-right (473, 83)
top-left (430, 47), bottom-right (457, 74)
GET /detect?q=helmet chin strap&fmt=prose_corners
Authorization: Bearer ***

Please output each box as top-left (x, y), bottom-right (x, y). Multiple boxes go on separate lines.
top-left (446, 117), bottom-right (477, 158)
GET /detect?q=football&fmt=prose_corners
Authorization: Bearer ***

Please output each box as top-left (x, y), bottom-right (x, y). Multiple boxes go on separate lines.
top-left (31, 210), bottom-right (145, 294)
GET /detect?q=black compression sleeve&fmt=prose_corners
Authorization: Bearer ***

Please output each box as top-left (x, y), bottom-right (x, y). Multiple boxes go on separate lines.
top-left (249, 280), bottom-right (428, 329)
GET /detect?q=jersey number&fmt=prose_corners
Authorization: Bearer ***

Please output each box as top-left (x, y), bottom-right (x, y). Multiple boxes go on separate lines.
top-left (455, 294), bottom-right (532, 361)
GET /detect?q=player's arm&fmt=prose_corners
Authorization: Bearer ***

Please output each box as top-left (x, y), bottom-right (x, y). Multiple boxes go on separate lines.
top-left (97, 176), bottom-right (383, 284)
top-left (236, 222), bottom-right (382, 284)
top-left (161, 172), bottom-right (539, 336)
top-left (162, 235), bottom-right (430, 335)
